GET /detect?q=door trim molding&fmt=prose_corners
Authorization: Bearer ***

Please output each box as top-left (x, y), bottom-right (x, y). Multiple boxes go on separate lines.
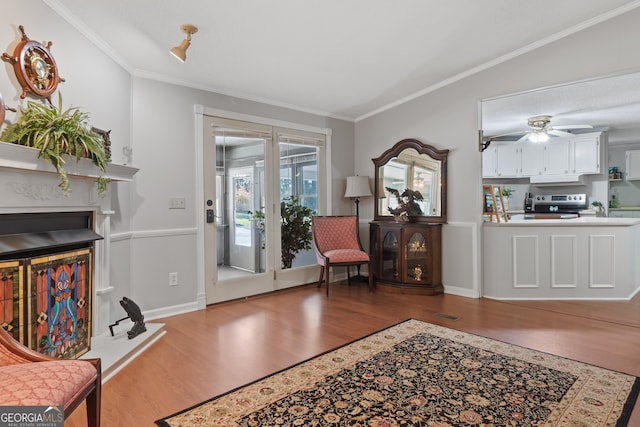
top-left (194, 105), bottom-right (333, 307)
top-left (195, 105), bottom-right (332, 136)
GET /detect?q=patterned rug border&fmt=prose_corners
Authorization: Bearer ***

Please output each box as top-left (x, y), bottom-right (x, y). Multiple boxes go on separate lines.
top-left (155, 319), bottom-right (412, 426)
top-left (155, 318), bottom-right (640, 426)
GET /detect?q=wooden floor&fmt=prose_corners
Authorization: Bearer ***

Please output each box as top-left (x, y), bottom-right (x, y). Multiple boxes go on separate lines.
top-left (67, 283), bottom-right (640, 426)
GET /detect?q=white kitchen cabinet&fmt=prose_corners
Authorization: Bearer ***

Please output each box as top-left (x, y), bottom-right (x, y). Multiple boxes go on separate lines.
top-left (572, 133), bottom-right (601, 174)
top-left (626, 150), bottom-right (640, 180)
top-left (543, 132), bottom-right (602, 176)
top-left (482, 142), bottom-right (520, 178)
top-left (495, 143), bottom-right (520, 177)
top-left (482, 145), bottom-right (498, 178)
top-left (482, 132), bottom-right (603, 180)
top-left (545, 139), bottom-right (572, 175)
top-left (520, 143), bottom-right (545, 176)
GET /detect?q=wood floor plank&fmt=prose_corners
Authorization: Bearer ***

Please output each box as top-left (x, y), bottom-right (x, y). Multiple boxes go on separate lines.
top-left (65, 284), bottom-right (640, 426)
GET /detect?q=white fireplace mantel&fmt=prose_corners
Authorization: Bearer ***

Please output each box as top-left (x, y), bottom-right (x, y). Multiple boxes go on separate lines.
top-left (0, 141), bottom-right (138, 183)
top-left (0, 141), bottom-right (139, 338)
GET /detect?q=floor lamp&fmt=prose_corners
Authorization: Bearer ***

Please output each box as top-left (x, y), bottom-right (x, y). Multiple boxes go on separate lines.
top-left (344, 175), bottom-right (372, 281)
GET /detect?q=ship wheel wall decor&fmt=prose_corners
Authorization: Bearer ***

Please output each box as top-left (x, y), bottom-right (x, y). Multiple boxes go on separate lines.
top-left (2, 25), bottom-right (64, 104)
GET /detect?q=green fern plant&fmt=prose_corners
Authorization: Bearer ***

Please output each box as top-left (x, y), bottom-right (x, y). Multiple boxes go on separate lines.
top-left (0, 93), bottom-right (108, 196)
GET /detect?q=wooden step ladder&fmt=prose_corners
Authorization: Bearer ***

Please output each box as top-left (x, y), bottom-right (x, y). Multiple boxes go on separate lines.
top-left (482, 185), bottom-right (508, 223)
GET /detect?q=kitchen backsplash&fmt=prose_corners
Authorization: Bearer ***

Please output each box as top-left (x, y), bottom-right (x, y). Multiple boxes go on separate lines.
top-left (484, 178), bottom-right (608, 213)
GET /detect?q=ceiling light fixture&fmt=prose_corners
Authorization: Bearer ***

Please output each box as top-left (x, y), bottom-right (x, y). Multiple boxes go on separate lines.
top-left (526, 115), bottom-right (550, 143)
top-left (170, 24), bottom-right (198, 63)
top-left (528, 131), bottom-right (549, 143)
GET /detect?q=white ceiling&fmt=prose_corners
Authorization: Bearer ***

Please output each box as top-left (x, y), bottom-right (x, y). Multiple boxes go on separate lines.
top-left (482, 71), bottom-right (640, 144)
top-left (48, 0), bottom-right (640, 122)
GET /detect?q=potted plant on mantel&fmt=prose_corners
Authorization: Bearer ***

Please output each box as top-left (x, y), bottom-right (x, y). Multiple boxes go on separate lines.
top-left (0, 93), bottom-right (109, 196)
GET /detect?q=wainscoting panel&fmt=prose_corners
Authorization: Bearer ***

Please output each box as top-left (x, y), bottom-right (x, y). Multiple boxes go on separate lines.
top-left (483, 223), bottom-right (640, 300)
top-left (589, 235), bottom-right (615, 288)
top-left (513, 235), bottom-right (539, 288)
top-left (551, 235), bottom-right (577, 288)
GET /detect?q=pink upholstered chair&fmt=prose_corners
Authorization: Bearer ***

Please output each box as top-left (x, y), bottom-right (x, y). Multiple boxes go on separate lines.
top-left (312, 216), bottom-right (374, 296)
top-left (0, 326), bottom-right (101, 426)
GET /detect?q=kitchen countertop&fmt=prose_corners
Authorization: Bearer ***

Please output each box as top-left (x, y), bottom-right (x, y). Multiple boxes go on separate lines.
top-left (485, 214), bottom-right (640, 226)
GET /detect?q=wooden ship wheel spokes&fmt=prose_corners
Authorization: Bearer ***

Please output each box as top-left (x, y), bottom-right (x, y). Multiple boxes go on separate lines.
top-left (2, 25), bottom-right (64, 104)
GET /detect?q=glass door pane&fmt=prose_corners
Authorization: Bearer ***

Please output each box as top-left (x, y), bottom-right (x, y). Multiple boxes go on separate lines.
top-left (224, 146), bottom-right (264, 274)
top-left (278, 142), bottom-right (319, 268)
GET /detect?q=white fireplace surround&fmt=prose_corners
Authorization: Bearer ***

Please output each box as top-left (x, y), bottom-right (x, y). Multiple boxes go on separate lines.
top-left (0, 141), bottom-right (138, 337)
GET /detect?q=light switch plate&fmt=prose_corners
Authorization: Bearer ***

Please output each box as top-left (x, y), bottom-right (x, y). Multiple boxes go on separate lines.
top-left (169, 197), bottom-right (186, 209)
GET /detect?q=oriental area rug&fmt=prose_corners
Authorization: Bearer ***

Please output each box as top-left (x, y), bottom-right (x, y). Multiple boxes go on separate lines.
top-left (156, 319), bottom-right (639, 427)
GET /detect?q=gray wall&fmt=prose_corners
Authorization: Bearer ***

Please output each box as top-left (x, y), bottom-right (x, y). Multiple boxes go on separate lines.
top-left (128, 77), bottom-right (354, 313)
top-left (355, 7), bottom-right (640, 297)
top-left (1, 1), bottom-right (133, 325)
top-left (4, 2), bottom-right (640, 317)
top-left (0, 2), bottom-right (133, 233)
top-left (1, 1), bottom-right (355, 323)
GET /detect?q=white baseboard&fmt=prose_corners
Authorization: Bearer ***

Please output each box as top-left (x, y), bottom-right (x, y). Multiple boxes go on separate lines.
top-left (443, 285), bottom-right (480, 299)
top-left (143, 301), bottom-right (200, 321)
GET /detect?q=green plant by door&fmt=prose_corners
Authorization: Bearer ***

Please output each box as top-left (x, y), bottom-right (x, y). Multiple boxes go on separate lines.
top-left (251, 196), bottom-right (316, 269)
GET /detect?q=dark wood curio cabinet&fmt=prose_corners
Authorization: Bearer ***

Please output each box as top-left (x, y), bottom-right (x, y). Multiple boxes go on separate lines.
top-left (369, 221), bottom-right (442, 295)
top-left (369, 138), bottom-right (447, 295)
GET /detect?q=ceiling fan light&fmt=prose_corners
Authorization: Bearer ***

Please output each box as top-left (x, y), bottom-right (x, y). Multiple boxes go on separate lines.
top-left (528, 131), bottom-right (549, 143)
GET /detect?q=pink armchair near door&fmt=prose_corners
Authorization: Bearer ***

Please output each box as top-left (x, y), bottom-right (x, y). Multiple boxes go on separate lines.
top-left (0, 326), bottom-right (101, 426)
top-left (312, 215), bottom-right (374, 296)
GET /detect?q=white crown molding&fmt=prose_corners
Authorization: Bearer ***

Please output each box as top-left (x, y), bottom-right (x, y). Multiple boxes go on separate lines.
top-left (43, 0), bottom-right (135, 74)
top-left (45, 0), bottom-right (640, 123)
top-left (355, 0), bottom-right (640, 122)
top-left (133, 69), bottom-right (354, 123)
top-left (44, 0), bottom-right (354, 123)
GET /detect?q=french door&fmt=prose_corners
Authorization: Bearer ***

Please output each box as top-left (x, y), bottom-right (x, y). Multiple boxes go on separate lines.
top-left (200, 113), bottom-right (328, 304)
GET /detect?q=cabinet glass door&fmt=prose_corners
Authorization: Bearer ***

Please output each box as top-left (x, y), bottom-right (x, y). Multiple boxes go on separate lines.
top-left (406, 232), bottom-right (427, 282)
top-left (382, 231), bottom-right (399, 280)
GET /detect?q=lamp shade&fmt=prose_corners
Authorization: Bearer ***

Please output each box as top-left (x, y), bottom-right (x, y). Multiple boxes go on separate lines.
top-left (170, 39), bottom-right (190, 62)
top-left (344, 176), bottom-right (372, 199)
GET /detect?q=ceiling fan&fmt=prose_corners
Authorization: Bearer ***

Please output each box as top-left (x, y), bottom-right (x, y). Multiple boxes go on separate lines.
top-left (515, 115), bottom-right (593, 143)
top-left (480, 115), bottom-right (594, 151)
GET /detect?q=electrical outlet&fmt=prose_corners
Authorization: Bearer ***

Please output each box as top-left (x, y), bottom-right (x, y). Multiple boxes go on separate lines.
top-left (169, 197), bottom-right (186, 209)
top-left (169, 272), bottom-right (178, 286)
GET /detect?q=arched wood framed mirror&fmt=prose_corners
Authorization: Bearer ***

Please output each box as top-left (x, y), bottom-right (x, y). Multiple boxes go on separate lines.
top-left (372, 138), bottom-right (448, 223)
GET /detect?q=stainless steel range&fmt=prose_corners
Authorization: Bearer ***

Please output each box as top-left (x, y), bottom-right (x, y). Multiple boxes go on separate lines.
top-left (525, 193), bottom-right (587, 219)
